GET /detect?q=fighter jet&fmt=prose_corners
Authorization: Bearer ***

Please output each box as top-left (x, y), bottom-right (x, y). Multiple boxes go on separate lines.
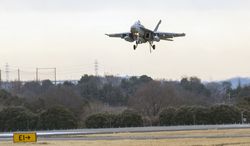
top-left (106, 20), bottom-right (185, 52)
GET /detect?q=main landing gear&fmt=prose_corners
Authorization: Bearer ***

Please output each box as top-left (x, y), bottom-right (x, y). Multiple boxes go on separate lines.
top-left (152, 44), bottom-right (156, 50)
top-left (133, 44), bottom-right (138, 50)
top-left (133, 42), bottom-right (156, 52)
top-left (149, 42), bottom-right (156, 53)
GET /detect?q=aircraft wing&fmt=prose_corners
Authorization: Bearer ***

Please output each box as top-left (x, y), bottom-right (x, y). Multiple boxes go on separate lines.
top-left (156, 32), bottom-right (186, 40)
top-left (105, 32), bottom-right (131, 38)
top-left (140, 27), bottom-right (154, 33)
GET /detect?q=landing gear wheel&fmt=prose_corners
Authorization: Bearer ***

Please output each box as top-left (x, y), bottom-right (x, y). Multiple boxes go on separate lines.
top-left (152, 45), bottom-right (156, 50)
top-left (133, 45), bottom-right (137, 50)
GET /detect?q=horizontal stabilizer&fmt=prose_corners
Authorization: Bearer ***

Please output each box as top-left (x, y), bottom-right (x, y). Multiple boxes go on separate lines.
top-left (162, 38), bottom-right (174, 41)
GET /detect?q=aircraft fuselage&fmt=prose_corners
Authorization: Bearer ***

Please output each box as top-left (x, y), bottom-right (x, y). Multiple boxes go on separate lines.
top-left (130, 21), bottom-right (147, 44)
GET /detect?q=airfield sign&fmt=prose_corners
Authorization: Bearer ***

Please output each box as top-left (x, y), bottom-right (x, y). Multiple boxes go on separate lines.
top-left (13, 132), bottom-right (37, 143)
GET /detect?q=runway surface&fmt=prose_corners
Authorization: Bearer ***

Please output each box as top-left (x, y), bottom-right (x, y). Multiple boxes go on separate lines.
top-left (1, 124), bottom-right (250, 141)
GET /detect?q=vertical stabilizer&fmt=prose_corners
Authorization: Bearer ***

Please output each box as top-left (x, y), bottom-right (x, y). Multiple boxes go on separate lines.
top-left (154, 20), bottom-right (162, 32)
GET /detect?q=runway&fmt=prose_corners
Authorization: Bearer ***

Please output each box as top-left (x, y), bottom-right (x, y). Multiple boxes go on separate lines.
top-left (1, 124), bottom-right (250, 141)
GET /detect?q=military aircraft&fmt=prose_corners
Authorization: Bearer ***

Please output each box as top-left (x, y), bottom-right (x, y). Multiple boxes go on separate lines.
top-left (106, 20), bottom-right (185, 52)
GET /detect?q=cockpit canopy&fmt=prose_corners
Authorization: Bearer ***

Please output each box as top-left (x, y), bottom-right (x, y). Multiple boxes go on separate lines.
top-left (134, 20), bottom-right (144, 28)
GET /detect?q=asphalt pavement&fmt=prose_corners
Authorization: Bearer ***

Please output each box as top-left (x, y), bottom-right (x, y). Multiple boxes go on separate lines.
top-left (1, 124), bottom-right (250, 141)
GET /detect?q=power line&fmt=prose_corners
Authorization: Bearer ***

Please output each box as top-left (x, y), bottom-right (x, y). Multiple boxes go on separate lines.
top-left (0, 62), bottom-right (105, 82)
top-left (36, 67), bottom-right (57, 84)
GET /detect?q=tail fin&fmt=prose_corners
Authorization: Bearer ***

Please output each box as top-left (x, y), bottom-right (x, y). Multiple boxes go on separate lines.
top-left (154, 20), bottom-right (162, 32)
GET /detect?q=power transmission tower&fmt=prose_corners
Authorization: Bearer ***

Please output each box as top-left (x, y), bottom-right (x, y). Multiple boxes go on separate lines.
top-left (36, 67), bottom-right (57, 84)
top-left (54, 68), bottom-right (57, 85)
top-left (0, 69), bottom-right (2, 87)
top-left (5, 63), bottom-right (9, 82)
top-left (36, 68), bottom-right (38, 82)
top-left (94, 60), bottom-right (98, 76)
top-left (18, 68), bottom-right (20, 82)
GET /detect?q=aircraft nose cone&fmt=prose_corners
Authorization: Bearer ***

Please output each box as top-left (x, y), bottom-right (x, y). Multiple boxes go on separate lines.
top-left (130, 26), bottom-right (137, 33)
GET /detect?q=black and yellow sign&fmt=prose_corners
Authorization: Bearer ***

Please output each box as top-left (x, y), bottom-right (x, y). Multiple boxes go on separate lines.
top-left (13, 132), bottom-right (37, 143)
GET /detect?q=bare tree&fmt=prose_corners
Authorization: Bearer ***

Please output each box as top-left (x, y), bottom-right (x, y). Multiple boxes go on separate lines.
top-left (128, 81), bottom-right (178, 124)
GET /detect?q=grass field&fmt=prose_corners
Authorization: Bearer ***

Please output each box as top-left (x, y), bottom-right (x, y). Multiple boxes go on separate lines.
top-left (2, 129), bottom-right (250, 146)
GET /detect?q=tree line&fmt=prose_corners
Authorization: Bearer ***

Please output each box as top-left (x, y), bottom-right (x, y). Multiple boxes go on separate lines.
top-left (0, 106), bottom-right (143, 131)
top-left (1, 104), bottom-right (249, 131)
top-left (159, 105), bottom-right (247, 126)
top-left (1, 75), bottom-right (250, 131)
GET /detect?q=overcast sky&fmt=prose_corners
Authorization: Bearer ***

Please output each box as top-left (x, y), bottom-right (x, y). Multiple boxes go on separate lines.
top-left (0, 0), bottom-right (250, 81)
